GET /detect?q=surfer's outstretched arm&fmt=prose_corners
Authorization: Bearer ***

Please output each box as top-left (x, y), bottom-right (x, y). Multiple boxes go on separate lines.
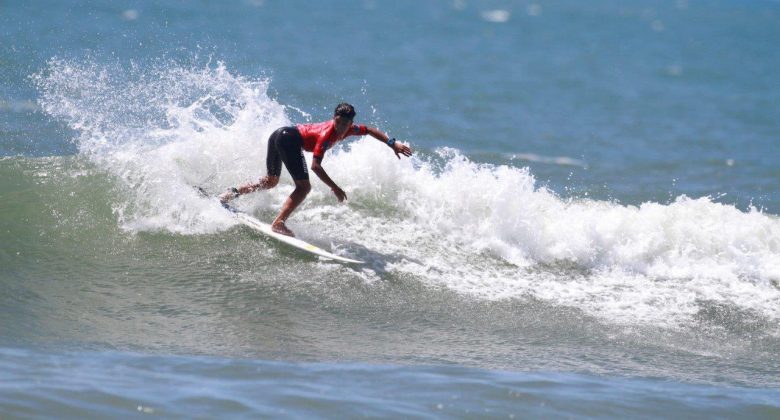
top-left (365, 127), bottom-right (413, 159)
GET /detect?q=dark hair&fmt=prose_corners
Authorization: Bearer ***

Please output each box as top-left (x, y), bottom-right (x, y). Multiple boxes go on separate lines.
top-left (334, 103), bottom-right (356, 120)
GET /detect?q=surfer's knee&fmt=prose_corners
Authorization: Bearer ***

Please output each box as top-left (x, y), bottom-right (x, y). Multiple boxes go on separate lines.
top-left (261, 176), bottom-right (279, 189)
top-left (294, 180), bottom-right (311, 196)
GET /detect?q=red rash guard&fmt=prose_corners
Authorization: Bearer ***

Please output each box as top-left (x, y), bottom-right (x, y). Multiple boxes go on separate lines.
top-left (296, 120), bottom-right (368, 160)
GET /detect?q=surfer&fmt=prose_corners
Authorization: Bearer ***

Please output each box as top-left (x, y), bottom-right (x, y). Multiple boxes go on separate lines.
top-left (219, 103), bottom-right (413, 237)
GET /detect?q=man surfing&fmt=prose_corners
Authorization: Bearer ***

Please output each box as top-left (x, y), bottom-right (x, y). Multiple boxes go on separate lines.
top-left (219, 103), bottom-right (413, 237)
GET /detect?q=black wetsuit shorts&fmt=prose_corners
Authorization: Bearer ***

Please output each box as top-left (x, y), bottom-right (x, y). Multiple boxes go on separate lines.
top-left (266, 126), bottom-right (309, 181)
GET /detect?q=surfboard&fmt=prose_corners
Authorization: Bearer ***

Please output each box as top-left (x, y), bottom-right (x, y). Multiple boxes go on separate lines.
top-left (196, 187), bottom-right (363, 264)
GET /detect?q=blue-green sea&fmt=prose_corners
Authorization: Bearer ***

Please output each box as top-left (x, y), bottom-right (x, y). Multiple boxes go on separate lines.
top-left (2, 0), bottom-right (779, 417)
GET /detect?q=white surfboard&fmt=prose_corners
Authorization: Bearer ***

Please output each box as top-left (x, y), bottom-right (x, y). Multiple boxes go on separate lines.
top-left (196, 187), bottom-right (363, 264)
top-left (225, 204), bottom-right (363, 264)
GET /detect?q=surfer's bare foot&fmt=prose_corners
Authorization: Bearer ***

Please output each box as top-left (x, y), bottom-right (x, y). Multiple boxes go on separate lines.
top-left (271, 221), bottom-right (295, 237)
top-left (218, 187), bottom-right (239, 205)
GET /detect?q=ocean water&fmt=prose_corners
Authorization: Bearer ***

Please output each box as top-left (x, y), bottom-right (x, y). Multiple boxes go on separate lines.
top-left (2, 0), bottom-right (780, 417)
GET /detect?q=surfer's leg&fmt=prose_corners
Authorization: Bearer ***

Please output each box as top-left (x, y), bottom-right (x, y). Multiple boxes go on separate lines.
top-left (269, 128), bottom-right (311, 236)
top-left (237, 175), bottom-right (278, 193)
top-left (219, 176), bottom-right (279, 203)
top-left (271, 179), bottom-right (311, 237)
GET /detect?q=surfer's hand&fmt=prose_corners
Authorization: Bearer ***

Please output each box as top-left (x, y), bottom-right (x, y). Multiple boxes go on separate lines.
top-left (393, 142), bottom-right (413, 159)
top-left (332, 186), bottom-right (347, 202)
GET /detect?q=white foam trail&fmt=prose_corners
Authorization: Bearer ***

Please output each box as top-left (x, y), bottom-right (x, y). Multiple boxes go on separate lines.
top-left (35, 58), bottom-right (780, 328)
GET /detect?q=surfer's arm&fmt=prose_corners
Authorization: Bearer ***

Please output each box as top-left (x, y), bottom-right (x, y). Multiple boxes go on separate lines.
top-left (311, 157), bottom-right (347, 202)
top-left (365, 126), bottom-right (413, 159)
